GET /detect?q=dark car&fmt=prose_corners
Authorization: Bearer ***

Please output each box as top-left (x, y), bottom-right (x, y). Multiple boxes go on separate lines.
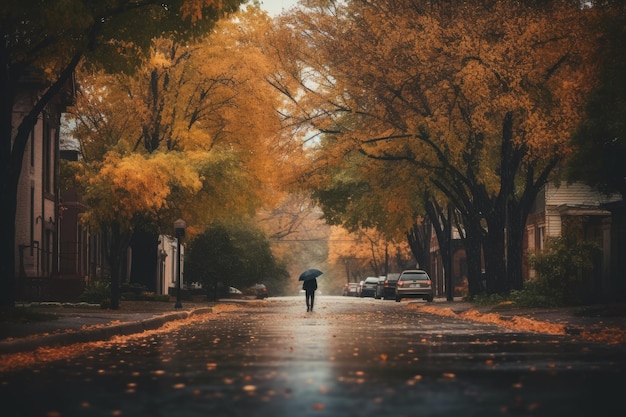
top-left (374, 276), bottom-right (385, 299)
top-left (380, 273), bottom-right (400, 300)
top-left (360, 277), bottom-right (379, 298)
top-left (395, 269), bottom-right (433, 302)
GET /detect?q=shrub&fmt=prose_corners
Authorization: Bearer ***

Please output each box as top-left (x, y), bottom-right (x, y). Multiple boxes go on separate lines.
top-left (78, 278), bottom-right (111, 308)
top-left (527, 220), bottom-right (600, 306)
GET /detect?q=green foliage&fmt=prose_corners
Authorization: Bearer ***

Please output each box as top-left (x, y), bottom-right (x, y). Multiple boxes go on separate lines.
top-left (567, 8), bottom-right (626, 198)
top-left (470, 221), bottom-right (601, 307)
top-left (78, 278), bottom-right (111, 308)
top-left (528, 220), bottom-right (601, 306)
top-left (185, 222), bottom-right (289, 300)
top-left (467, 281), bottom-right (570, 308)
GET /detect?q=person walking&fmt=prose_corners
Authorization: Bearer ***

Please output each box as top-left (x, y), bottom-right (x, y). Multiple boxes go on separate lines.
top-left (299, 269), bottom-right (323, 312)
top-left (302, 277), bottom-right (317, 312)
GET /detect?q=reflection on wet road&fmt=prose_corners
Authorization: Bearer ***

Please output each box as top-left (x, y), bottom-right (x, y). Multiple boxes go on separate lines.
top-left (1, 296), bottom-right (625, 416)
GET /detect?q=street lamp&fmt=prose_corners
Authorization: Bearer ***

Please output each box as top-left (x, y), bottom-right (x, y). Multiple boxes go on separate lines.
top-left (174, 218), bottom-right (187, 309)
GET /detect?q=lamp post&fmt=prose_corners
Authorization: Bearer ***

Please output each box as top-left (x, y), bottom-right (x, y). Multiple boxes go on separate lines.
top-left (174, 218), bottom-right (187, 309)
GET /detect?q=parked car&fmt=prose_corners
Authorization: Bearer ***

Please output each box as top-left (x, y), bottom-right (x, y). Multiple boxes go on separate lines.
top-left (380, 273), bottom-right (400, 300)
top-left (375, 276), bottom-right (386, 299)
top-left (360, 277), bottom-right (379, 298)
top-left (357, 280), bottom-right (365, 296)
top-left (227, 286), bottom-right (243, 298)
top-left (342, 282), bottom-right (359, 296)
top-left (248, 283), bottom-right (268, 299)
top-left (395, 270), bottom-right (434, 302)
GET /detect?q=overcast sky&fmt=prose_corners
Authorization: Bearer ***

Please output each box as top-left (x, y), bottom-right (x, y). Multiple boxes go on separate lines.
top-left (259, 0), bottom-right (299, 17)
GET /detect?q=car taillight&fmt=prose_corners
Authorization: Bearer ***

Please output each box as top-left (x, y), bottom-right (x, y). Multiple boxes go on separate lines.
top-left (397, 280), bottom-right (404, 287)
top-left (426, 280), bottom-right (432, 285)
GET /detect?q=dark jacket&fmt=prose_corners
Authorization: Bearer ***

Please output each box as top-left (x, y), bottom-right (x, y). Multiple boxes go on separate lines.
top-left (302, 278), bottom-right (318, 291)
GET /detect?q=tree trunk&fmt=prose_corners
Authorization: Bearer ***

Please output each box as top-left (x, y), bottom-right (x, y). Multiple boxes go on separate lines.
top-left (462, 222), bottom-right (484, 297)
top-left (1, 114), bottom-right (38, 308)
top-left (0, 198), bottom-right (17, 308)
top-left (406, 218), bottom-right (431, 272)
top-left (105, 222), bottom-right (132, 310)
top-left (0, 58), bottom-right (17, 307)
top-left (425, 200), bottom-right (452, 297)
top-left (484, 210), bottom-right (508, 294)
top-left (507, 199), bottom-right (525, 291)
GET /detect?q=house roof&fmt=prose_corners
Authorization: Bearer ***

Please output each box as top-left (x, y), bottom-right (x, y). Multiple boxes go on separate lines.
top-left (555, 204), bottom-right (612, 216)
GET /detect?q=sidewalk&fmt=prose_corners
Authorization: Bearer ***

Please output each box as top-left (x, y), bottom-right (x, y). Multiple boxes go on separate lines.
top-left (0, 300), bottom-right (217, 355)
top-left (1, 298), bottom-right (625, 356)
top-left (412, 298), bottom-right (626, 345)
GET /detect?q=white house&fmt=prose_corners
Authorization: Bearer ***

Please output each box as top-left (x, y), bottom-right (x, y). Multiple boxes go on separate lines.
top-left (525, 181), bottom-right (623, 301)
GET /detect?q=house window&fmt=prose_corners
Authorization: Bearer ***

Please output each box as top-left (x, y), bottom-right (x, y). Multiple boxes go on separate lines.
top-left (30, 186), bottom-right (35, 256)
top-left (43, 120), bottom-right (53, 194)
top-left (536, 226), bottom-right (545, 252)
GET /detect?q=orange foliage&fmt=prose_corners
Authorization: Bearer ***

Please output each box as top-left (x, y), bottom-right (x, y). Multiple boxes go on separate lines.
top-left (267, 0), bottom-right (601, 238)
top-left (413, 304), bottom-right (626, 345)
top-left (70, 8), bottom-right (295, 234)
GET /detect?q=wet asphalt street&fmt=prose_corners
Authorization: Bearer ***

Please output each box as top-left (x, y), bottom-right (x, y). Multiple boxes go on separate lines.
top-left (1, 296), bottom-right (625, 417)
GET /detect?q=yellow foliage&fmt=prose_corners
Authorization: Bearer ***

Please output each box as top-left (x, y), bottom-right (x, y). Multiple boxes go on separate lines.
top-left (79, 152), bottom-right (202, 230)
top-left (71, 8), bottom-right (298, 234)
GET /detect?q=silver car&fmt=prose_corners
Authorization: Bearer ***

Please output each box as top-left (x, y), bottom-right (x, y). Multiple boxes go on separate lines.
top-left (395, 269), bottom-right (434, 302)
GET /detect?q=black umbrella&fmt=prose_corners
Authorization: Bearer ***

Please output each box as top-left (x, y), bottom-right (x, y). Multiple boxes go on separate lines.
top-left (299, 268), bottom-right (323, 281)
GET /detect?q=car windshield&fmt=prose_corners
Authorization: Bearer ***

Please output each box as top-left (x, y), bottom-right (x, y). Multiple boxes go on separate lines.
top-left (364, 278), bottom-right (378, 283)
top-left (402, 272), bottom-right (429, 280)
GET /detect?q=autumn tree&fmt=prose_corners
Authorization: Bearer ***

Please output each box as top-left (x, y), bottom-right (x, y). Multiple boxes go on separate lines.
top-left (268, 0), bottom-right (601, 295)
top-left (328, 225), bottom-right (413, 280)
top-left (0, 0), bottom-right (246, 307)
top-left (66, 7), bottom-right (290, 308)
top-left (568, 4), bottom-right (626, 199)
top-left (256, 193), bottom-right (335, 295)
top-left (185, 221), bottom-right (289, 301)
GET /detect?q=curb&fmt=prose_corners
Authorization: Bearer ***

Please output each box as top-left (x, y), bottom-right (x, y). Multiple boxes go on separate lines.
top-left (0, 307), bottom-right (213, 355)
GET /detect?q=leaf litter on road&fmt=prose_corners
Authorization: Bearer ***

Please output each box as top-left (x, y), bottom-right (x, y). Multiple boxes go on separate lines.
top-left (0, 304), bottom-right (243, 374)
top-left (412, 304), bottom-right (626, 344)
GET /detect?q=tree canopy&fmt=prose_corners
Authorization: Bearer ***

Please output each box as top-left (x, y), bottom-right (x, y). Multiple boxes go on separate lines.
top-left (69, 9), bottom-right (290, 231)
top-left (1, 0), bottom-right (247, 307)
top-left (267, 0), bottom-right (604, 294)
top-left (64, 7), bottom-right (295, 307)
top-left (185, 221), bottom-right (290, 300)
top-left (567, 6), bottom-right (626, 198)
